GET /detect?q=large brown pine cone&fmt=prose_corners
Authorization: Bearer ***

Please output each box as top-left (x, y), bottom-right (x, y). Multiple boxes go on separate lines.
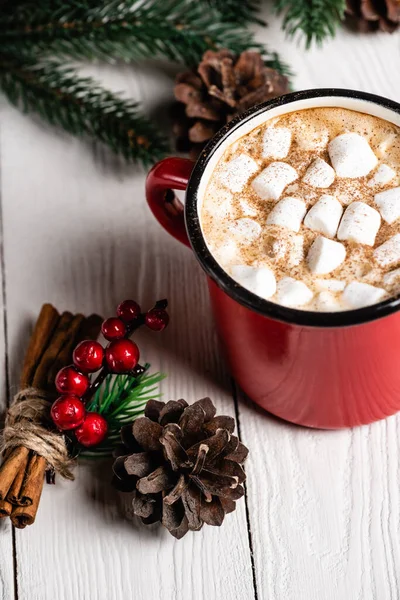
top-left (345, 0), bottom-right (400, 32)
top-left (172, 49), bottom-right (290, 160)
top-left (112, 397), bottom-right (248, 539)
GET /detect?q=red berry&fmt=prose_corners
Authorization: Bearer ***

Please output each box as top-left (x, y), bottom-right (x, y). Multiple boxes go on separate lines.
top-left (55, 365), bottom-right (89, 397)
top-left (75, 412), bottom-right (108, 447)
top-left (101, 317), bottom-right (126, 341)
top-left (145, 308), bottom-right (169, 331)
top-left (73, 340), bottom-right (104, 373)
top-left (51, 395), bottom-right (86, 431)
top-left (105, 339), bottom-right (140, 373)
top-left (117, 299), bottom-right (141, 323)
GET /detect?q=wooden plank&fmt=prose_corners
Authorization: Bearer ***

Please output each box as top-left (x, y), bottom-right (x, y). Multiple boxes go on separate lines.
top-left (237, 392), bottom-right (400, 599)
top-left (0, 100), bottom-right (18, 600)
top-left (235, 7), bottom-right (400, 600)
top-left (0, 62), bottom-right (254, 600)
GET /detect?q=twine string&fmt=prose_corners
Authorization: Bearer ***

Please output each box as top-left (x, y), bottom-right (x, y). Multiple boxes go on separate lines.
top-left (1, 388), bottom-right (75, 480)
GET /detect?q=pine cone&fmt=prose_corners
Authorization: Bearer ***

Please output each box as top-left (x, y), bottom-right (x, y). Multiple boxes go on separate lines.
top-left (112, 397), bottom-right (248, 539)
top-left (345, 0), bottom-right (400, 32)
top-left (172, 49), bottom-right (290, 160)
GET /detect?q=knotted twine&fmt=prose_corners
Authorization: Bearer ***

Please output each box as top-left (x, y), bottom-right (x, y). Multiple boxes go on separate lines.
top-left (1, 388), bottom-right (75, 480)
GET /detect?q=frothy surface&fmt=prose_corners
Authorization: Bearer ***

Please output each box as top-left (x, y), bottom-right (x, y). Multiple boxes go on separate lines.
top-left (201, 107), bottom-right (400, 311)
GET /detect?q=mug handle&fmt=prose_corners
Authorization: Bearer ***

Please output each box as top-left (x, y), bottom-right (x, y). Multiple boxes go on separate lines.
top-left (145, 157), bottom-right (195, 248)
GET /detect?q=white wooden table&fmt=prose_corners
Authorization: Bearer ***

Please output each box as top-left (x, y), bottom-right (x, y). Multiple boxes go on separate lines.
top-left (1, 8), bottom-right (400, 600)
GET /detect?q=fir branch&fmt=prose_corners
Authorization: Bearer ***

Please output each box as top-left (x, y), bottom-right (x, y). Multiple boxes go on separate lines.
top-left (274, 0), bottom-right (346, 48)
top-left (0, 54), bottom-right (168, 166)
top-left (0, 0), bottom-right (289, 74)
top-left (205, 0), bottom-right (265, 25)
top-left (81, 367), bottom-right (166, 457)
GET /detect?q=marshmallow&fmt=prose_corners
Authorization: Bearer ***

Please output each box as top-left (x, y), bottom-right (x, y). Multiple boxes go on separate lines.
top-left (287, 234), bottom-right (304, 267)
top-left (303, 158), bottom-right (335, 188)
top-left (262, 127), bottom-right (291, 159)
top-left (342, 282), bottom-right (387, 309)
top-left (337, 201), bottom-right (381, 246)
top-left (275, 277), bottom-right (314, 308)
top-left (218, 154), bottom-right (259, 192)
top-left (383, 268), bottom-right (400, 288)
top-left (208, 188), bottom-right (233, 220)
top-left (315, 292), bottom-right (342, 312)
top-left (374, 234), bottom-right (400, 268)
top-left (238, 196), bottom-right (258, 217)
top-left (265, 235), bottom-right (288, 262)
top-left (374, 187), bottom-right (400, 224)
top-left (315, 279), bottom-right (346, 292)
top-left (266, 196), bottom-right (307, 232)
top-left (304, 195), bottom-right (343, 238)
top-left (229, 218), bottom-right (261, 244)
top-left (230, 265), bottom-right (276, 299)
top-left (296, 126), bottom-right (329, 152)
top-left (368, 164), bottom-right (396, 187)
top-left (337, 189), bottom-right (362, 206)
top-left (377, 133), bottom-right (397, 158)
top-left (307, 236), bottom-right (346, 275)
top-left (251, 162), bottom-right (298, 201)
top-left (212, 240), bottom-right (240, 265)
top-left (328, 133), bottom-right (378, 178)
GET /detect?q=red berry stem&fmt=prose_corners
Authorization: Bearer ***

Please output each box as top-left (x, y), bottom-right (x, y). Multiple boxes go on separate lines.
top-left (124, 299), bottom-right (168, 336)
top-left (84, 367), bottom-right (108, 401)
top-left (130, 364), bottom-right (147, 377)
top-left (64, 299), bottom-right (168, 413)
top-left (154, 299), bottom-right (168, 310)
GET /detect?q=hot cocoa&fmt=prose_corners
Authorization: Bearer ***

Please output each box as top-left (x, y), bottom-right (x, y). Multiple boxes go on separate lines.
top-left (201, 107), bottom-right (400, 311)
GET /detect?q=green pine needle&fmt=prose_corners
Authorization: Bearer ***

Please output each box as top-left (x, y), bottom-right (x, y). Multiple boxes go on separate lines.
top-left (0, 0), bottom-right (292, 163)
top-left (0, 0), bottom-right (289, 72)
top-left (274, 0), bottom-right (346, 48)
top-left (0, 54), bottom-right (168, 166)
top-left (205, 0), bottom-right (266, 25)
top-left (80, 365), bottom-right (166, 458)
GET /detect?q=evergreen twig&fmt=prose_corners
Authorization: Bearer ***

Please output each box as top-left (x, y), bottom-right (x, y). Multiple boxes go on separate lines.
top-left (206, 0), bottom-right (265, 25)
top-left (0, 0), bottom-right (288, 72)
top-left (0, 53), bottom-right (168, 166)
top-left (274, 0), bottom-right (346, 48)
top-left (81, 366), bottom-right (166, 457)
top-left (0, 0), bottom-right (292, 163)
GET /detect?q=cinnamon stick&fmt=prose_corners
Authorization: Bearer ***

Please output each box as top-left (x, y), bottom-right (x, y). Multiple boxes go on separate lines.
top-left (20, 304), bottom-right (60, 388)
top-left (32, 311), bottom-right (73, 391)
top-left (0, 306), bottom-right (103, 529)
top-left (6, 451), bottom-right (32, 506)
top-left (77, 313), bottom-right (103, 343)
top-left (0, 499), bottom-right (12, 518)
top-left (46, 313), bottom-right (85, 389)
top-left (46, 312), bottom-right (103, 391)
top-left (10, 455), bottom-right (46, 528)
top-left (0, 447), bottom-right (29, 500)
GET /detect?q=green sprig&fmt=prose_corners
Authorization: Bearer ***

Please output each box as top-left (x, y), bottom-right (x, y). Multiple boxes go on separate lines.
top-left (0, 54), bottom-right (168, 166)
top-left (206, 0), bottom-right (265, 25)
top-left (0, 0), bottom-right (287, 70)
top-left (0, 0), bottom-right (292, 163)
top-left (274, 0), bottom-right (346, 48)
top-left (81, 365), bottom-right (165, 458)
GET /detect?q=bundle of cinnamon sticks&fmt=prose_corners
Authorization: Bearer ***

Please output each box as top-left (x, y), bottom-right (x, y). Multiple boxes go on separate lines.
top-left (0, 304), bottom-right (102, 528)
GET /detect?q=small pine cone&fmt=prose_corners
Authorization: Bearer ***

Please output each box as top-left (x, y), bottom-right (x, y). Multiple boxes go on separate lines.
top-left (345, 0), bottom-right (400, 32)
top-left (112, 397), bottom-right (249, 539)
top-left (172, 49), bottom-right (290, 160)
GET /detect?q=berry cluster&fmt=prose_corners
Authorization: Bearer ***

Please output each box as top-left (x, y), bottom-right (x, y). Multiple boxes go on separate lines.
top-left (51, 299), bottom-right (169, 447)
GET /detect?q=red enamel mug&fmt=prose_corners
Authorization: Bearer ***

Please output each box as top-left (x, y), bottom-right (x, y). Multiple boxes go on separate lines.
top-left (146, 89), bottom-right (400, 429)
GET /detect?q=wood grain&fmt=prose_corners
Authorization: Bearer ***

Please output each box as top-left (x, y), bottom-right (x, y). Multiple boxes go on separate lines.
top-left (239, 11), bottom-right (400, 600)
top-left (0, 64), bottom-right (254, 599)
top-left (0, 4), bottom-right (400, 599)
top-left (0, 119), bottom-right (17, 599)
